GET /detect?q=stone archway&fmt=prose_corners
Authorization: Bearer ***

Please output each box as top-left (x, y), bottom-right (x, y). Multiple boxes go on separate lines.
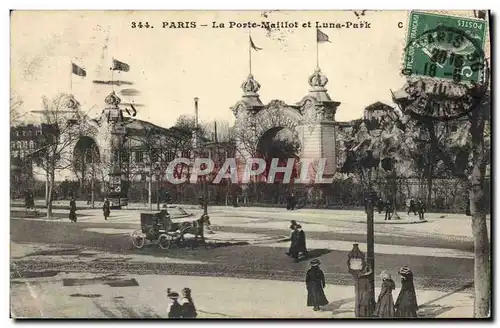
top-left (73, 136), bottom-right (101, 196)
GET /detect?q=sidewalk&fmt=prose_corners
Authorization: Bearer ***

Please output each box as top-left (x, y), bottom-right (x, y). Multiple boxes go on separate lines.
top-left (10, 271), bottom-right (473, 318)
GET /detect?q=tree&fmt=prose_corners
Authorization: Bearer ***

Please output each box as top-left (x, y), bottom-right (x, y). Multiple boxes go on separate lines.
top-left (32, 93), bottom-right (91, 218)
top-left (10, 93), bottom-right (25, 126)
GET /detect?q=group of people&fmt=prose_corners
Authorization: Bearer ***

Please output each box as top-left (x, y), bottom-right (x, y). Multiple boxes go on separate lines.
top-left (376, 198), bottom-right (394, 220)
top-left (166, 287), bottom-right (198, 318)
top-left (407, 198), bottom-right (426, 221)
top-left (375, 197), bottom-right (426, 221)
top-left (305, 259), bottom-right (419, 318)
top-left (373, 266), bottom-right (419, 318)
top-left (286, 220), bottom-right (307, 262)
top-left (67, 197), bottom-right (111, 222)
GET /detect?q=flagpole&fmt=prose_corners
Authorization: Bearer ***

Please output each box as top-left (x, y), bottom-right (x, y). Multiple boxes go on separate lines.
top-left (316, 30), bottom-right (319, 69)
top-left (248, 30), bottom-right (252, 74)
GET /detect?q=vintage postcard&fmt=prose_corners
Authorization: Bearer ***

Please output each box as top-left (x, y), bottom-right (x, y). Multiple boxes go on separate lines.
top-left (10, 10), bottom-right (491, 319)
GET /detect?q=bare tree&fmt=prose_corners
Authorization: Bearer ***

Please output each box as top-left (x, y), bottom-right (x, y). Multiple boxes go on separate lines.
top-left (31, 93), bottom-right (92, 218)
top-left (10, 93), bottom-right (25, 126)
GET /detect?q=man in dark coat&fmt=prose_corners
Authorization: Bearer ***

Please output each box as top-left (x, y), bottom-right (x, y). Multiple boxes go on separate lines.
top-left (416, 199), bottom-right (425, 221)
top-left (286, 220), bottom-right (298, 256)
top-left (290, 225), bottom-right (307, 262)
top-left (384, 200), bottom-right (393, 221)
top-left (69, 197), bottom-right (77, 222)
top-left (306, 259), bottom-right (329, 311)
top-left (103, 198), bottom-right (110, 220)
top-left (407, 198), bottom-right (417, 215)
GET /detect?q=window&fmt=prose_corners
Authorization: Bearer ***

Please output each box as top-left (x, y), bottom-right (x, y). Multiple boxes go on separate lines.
top-left (181, 150), bottom-right (190, 158)
top-left (135, 151), bottom-right (144, 163)
top-left (29, 141), bottom-right (34, 149)
top-left (36, 130), bottom-right (42, 136)
top-left (27, 130), bottom-right (32, 137)
top-left (11, 142), bottom-right (16, 150)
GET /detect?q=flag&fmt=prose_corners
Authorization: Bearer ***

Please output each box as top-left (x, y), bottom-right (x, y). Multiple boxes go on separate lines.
top-left (71, 63), bottom-right (86, 77)
top-left (250, 36), bottom-right (262, 51)
top-left (111, 59), bottom-right (130, 72)
top-left (317, 29), bottom-right (331, 43)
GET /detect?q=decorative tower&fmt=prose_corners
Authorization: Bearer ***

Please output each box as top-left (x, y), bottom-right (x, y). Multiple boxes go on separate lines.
top-left (297, 68), bottom-right (340, 178)
top-left (101, 91), bottom-right (128, 207)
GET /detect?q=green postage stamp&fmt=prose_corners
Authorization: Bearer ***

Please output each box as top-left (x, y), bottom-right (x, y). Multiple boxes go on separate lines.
top-left (403, 11), bottom-right (487, 84)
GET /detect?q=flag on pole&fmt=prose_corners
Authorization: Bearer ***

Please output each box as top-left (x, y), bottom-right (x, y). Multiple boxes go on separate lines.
top-left (111, 59), bottom-right (130, 72)
top-left (71, 63), bottom-right (86, 77)
top-left (250, 36), bottom-right (262, 51)
top-left (317, 29), bottom-right (331, 43)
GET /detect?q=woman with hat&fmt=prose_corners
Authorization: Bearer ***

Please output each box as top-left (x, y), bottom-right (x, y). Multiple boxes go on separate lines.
top-left (394, 266), bottom-right (418, 318)
top-left (374, 270), bottom-right (396, 318)
top-left (290, 224), bottom-right (307, 262)
top-left (167, 290), bottom-right (183, 318)
top-left (305, 259), bottom-right (329, 311)
top-left (180, 287), bottom-right (197, 318)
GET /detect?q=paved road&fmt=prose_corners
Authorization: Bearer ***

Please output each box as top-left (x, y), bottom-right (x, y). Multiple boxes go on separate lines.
top-left (11, 207), bottom-right (475, 293)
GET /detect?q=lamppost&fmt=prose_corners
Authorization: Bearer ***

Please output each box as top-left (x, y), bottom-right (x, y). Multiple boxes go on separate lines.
top-left (347, 243), bottom-right (366, 317)
top-left (154, 163), bottom-right (161, 211)
top-left (360, 149), bottom-right (379, 314)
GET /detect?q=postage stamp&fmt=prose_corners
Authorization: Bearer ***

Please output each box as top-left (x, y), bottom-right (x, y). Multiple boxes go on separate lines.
top-left (399, 11), bottom-right (489, 120)
top-left (10, 10), bottom-right (491, 320)
top-left (402, 11), bottom-right (487, 84)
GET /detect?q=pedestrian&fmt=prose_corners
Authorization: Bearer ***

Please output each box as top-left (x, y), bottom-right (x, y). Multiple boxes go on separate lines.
top-left (374, 270), bottom-right (395, 318)
top-left (286, 191), bottom-right (292, 210)
top-left (306, 259), bottom-right (329, 311)
top-left (290, 192), bottom-right (296, 211)
top-left (416, 199), bottom-right (426, 221)
top-left (394, 266), bottom-right (418, 318)
top-left (358, 265), bottom-right (375, 317)
top-left (407, 198), bottom-right (417, 215)
top-left (286, 220), bottom-right (298, 256)
top-left (167, 291), bottom-right (183, 318)
top-left (103, 198), bottom-right (110, 220)
top-left (69, 197), bottom-right (77, 222)
top-left (290, 224), bottom-right (307, 262)
top-left (180, 287), bottom-right (197, 318)
top-left (377, 198), bottom-right (384, 214)
top-left (384, 200), bottom-right (393, 221)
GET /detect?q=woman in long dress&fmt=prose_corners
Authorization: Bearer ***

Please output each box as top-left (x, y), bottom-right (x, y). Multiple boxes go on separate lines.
top-left (306, 259), bottom-right (329, 311)
top-left (69, 197), bottom-right (77, 222)
top-left (395, 266), bottom-right (418, 318)
top-left (374, 270), bottom-right (396, 318)
top-left (180, 288), bottom-right (197, 318)
top-left (103, 199), bottom-right (110, 220)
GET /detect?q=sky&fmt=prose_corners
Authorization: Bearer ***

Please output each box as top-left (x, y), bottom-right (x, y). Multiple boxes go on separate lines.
top-left (10, 10), bottom-right (485, 127)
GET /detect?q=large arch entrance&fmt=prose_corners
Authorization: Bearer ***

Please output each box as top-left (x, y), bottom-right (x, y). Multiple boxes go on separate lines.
top-left (73, 136), bottom-right (101, 198)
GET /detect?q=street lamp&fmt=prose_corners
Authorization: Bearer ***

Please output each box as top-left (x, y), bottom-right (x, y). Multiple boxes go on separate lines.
top-left (154, 163), bottom-right (161, 211)
top-left (360, 149), bottom-right (379, 317)
top-left (347, 243), bottom-right (366, 317)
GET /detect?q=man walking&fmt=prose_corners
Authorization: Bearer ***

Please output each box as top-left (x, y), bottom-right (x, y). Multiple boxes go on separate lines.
top-left (416, 199), bottom-right (426, 221)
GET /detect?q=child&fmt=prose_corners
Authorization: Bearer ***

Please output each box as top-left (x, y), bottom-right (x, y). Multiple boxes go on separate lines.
top-left (180, 288), bottom-right (197, 318)
top-left (167, 291), bottom-right (182, 318)
top-left (374, 270), bottom-right (396, 318)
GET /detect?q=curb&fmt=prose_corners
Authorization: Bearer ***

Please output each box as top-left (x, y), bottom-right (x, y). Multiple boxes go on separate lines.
top-left (355, 219), bottom-right (429, 225)
top-left (205, 235), bottom-right (289, 245)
